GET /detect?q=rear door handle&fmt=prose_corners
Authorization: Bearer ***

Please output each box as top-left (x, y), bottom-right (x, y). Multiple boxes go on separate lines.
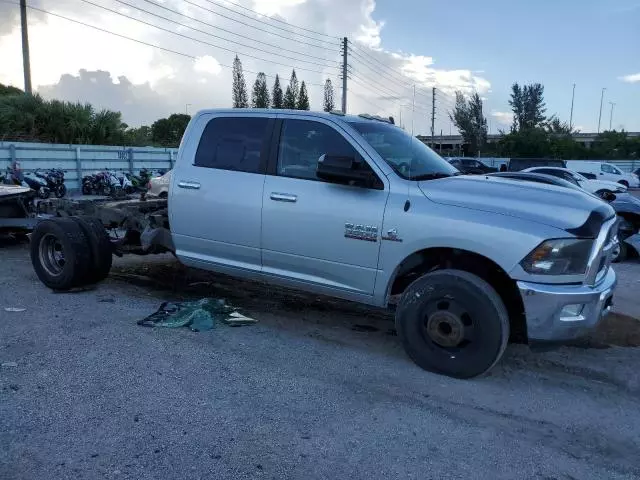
top-left (270, 192), bottom-right (297, 203)
top-left (177, 181), bottom-right (200, 189)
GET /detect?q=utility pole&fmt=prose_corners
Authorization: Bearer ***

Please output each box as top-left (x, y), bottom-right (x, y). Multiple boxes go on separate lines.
top-left (20, 0), bottom-right (32, 94)
top-left (597, 87), bottom-right (606, 133)
top-left (609, 102), bottom-right (616, 131)
top-left (569, 83), bottom-right (575, 130)
top-left (185, 103), bottom-right (191, 115)
top-left (341, 37), bottom-right (348, 114)
top-left (431, 87), bottom-right (436, 147)
top-left (439, 129), bottom-right (442, 153)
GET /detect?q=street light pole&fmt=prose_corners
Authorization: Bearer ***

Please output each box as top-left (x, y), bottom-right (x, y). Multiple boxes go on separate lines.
top-left (569, 83), bottom-right (575, 130)
top-left (609, 102), bottom-right (616, 131)
top-left (597, 87), bottom-right (606, 133)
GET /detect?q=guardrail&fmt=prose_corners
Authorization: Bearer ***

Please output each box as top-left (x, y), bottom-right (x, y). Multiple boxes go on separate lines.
top-left (0, 141), bottom-right (177, 190)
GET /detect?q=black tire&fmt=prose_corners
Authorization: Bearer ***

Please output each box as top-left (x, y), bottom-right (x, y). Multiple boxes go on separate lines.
top-left (101, 184), bottom-right (113, 196)
top-left (38, 188), bottom-right (50, 200)
top-left (30, 218), bottom-right (92, 291)
top-left (395, 269), bottom-right (509, 379)
top-left (619, 180), bottom-right (629, 188)
top-left (70, 216), bottom-right (113, 284)
top-left (82, 183), bottom-right (91, 195)
top-left (612, 239), bottom-right (628, 263)
top-left (158, 191), bottom-right (168, 199)
top-left (55, 184), bottom-right (67, 198)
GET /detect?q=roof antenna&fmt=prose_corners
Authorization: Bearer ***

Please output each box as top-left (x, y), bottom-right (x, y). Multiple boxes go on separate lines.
top-left (404, 84), bottom-right (416, 212)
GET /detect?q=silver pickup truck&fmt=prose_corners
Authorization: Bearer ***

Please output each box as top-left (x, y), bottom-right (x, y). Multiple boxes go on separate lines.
top-left (29, 110), bottom-right (618, 378)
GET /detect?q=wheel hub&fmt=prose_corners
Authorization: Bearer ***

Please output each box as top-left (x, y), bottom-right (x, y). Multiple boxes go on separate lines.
top-left (425, 310), bottom-right (465, 347)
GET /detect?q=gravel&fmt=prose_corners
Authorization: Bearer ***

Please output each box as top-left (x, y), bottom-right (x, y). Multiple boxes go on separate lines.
top-left (1, 240), bottom-right (640, 480)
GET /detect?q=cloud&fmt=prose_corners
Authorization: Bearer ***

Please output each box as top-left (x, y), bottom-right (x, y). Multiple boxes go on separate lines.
top-left (194, 55), bottom-right (222, 76)
top-left (0, 0), bottom-right (491, 135)
top-left (491, 110), bottom-right (513, 126)
top-left (619, 73), bottom-right (640, 83)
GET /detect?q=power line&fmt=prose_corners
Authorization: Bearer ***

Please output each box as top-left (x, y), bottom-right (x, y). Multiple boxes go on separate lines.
top-left (3, 1), bottom-right (327, 87)
top-left (77, 0), bottom-right (336, 75)
top-left (349, 46), bottom-right (442, 106)
top-left (349, 75), bottom-right (432, 115)
top-left (347, 88), bottom-right (389, 114)
top-left (351, 68), bottom-right (433, 111)
top-left (204, 0), bottom-right (340, 41)
top-left (186, 0), bottom-right (340, 49)
top-left (116, 0), bottom-right (340, 66)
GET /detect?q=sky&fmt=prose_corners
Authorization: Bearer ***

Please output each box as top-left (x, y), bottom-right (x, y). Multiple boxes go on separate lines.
top-left (0, 0), bottom-right (638, 136)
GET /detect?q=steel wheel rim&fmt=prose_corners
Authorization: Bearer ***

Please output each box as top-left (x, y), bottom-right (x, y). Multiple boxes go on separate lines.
top-left (421, 298), bottom-right (475, 349)
top-left (39, 233), bottom-right (65, 277)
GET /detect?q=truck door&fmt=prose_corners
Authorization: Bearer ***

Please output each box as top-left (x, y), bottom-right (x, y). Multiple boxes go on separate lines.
top-left (170, 113), bottom-right (274, 275)
top-left (261, 116), bottom-right (389, 300)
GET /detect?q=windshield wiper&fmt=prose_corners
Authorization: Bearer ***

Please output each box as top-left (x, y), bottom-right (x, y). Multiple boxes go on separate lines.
top-left (410, 172), bottom-right (455, 181)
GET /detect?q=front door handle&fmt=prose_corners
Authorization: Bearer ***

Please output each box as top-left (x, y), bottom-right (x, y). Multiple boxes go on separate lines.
top-left (177, 181), bottom-right (200, 189)
top-left (270, 192), bottom-right (297, 203)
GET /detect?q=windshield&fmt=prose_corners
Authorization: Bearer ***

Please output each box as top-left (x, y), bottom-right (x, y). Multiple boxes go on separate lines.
top-left (569, 170), bottom-right (587, 181)
top-left (348, 121), bottom-right (458, 180)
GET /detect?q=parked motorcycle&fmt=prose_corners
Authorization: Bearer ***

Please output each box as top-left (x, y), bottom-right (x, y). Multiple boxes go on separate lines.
top-left (35, 168), bottom-right (66, 198)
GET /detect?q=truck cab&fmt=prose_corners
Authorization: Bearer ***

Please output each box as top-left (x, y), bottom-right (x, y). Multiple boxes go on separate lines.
top-left (167, 109), bottom-right (617, 378)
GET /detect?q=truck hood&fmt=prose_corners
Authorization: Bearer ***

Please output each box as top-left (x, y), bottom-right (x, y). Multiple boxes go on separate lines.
top-left (418, 175), bottom-right (615, 233)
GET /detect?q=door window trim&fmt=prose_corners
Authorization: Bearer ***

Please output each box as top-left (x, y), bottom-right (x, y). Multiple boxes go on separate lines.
top-left (266, 117), bottom-right (386, 190)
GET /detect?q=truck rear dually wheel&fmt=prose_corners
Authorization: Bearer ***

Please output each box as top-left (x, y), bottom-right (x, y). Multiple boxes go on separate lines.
top-left (71, 216), bottom-right (113, 284)
top-left (395, 269), bottom-right (509, 379)
top-left (30, 218), bottom-right (92, 291)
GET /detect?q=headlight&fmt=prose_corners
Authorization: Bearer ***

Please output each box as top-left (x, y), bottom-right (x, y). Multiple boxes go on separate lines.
top-left (521, 238), bottom-right (594, 275)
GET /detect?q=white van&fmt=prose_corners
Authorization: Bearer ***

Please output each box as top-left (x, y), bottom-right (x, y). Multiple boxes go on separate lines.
top-left (566, 161), bottom-right (640, 188)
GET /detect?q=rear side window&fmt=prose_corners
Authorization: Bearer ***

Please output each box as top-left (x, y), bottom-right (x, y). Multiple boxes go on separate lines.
top-left (194, 117), bottom-right (270, 173)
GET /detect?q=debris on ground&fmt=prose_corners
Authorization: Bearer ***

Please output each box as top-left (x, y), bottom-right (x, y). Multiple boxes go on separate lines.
top-left (4, 307), bottom-right (26, 312)
top-left (137, 298), bottom-right (257, 332)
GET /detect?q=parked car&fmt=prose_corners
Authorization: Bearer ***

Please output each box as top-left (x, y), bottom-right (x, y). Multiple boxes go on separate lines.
top-left (28, 110), bottom-right (618, 379)
top-left (507, 158), bottom-right (566, 172)
top-left (147, 170), bottom-right (172, 198)
top-left (634, 167), bottom-right (640, 177)
top-left (565, 161), bottom-right (640, 188)
top-left (447, 158), bottom-right (497, 174)
top-left (522, 167), bottom-right (627, 195)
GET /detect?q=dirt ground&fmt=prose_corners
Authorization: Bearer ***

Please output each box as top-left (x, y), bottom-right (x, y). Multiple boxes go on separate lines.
top-left (1, 240), bottom-right (640, 480)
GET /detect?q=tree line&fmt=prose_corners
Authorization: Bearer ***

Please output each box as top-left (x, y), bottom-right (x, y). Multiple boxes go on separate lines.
top-left (232, 55), bottom-right (335, 112)
top-left (450, 83), bottom-right (640, 160)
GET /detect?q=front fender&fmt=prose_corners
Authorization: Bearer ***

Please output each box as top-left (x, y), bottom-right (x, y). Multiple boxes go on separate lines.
top-left (373, 194), bottom-right (565, 306)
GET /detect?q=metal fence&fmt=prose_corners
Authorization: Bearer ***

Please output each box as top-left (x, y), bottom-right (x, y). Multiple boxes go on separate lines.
top-left (455, 157), bottom-right (639, 172)
top-left (0, 141), bottom-right (177, 190)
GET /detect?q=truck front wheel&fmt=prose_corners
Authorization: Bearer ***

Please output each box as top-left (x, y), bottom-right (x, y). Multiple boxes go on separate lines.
top-left (395, 269), bottom-right (509, 379)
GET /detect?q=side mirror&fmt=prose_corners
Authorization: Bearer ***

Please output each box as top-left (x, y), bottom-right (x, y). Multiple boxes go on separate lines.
top-left (598, 191), bottom-right (616, 202)
top-left (316, 154), bottom-right (377, 188)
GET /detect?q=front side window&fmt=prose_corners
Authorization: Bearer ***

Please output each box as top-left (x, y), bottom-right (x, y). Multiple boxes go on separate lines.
top-left (194, 117), bottom-right (270, 173)
top-left (277, 119), bottom-right (376, 183)
top-left (601, 163), bottom-right (617, 174)
top-left (349, 121), bottom-right (458, 180)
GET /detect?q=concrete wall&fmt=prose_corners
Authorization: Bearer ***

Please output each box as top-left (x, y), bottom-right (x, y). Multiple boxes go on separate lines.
top-left (0, 141), bottom-right (177, 190)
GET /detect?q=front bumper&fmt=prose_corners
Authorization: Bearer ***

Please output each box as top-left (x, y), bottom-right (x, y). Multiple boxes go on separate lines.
top-left (518, 267), bottom-right (617, 341)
